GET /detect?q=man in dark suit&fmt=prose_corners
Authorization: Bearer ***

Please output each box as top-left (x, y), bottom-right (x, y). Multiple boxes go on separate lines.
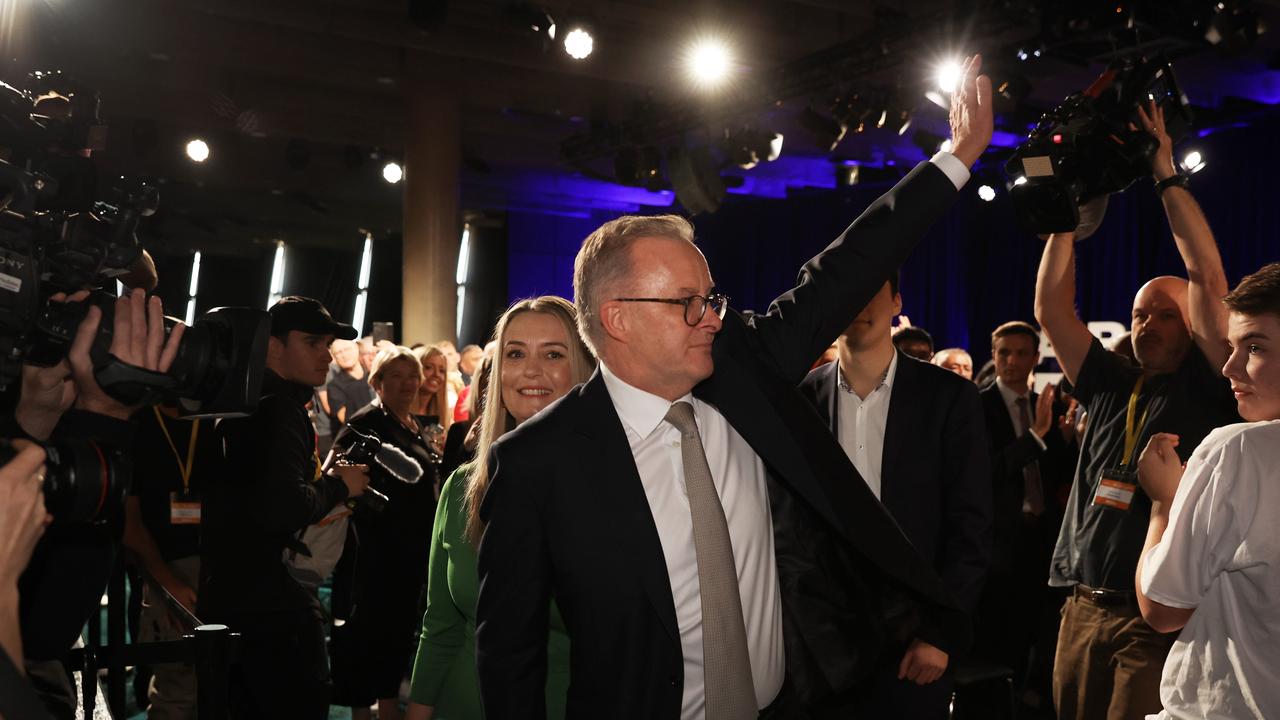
top-left (798, 276), bottom-right (992, 719)
top-left (475, 55), bottom-right (994, 720)
top-left (973, 321), bottom-right (1075, 712)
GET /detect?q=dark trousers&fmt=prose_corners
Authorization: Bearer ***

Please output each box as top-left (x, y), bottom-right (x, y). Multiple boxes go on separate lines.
top-left (851, 666), bottom-right (954, 720)
top-left (1052, 589), bottom-right (1176, 720)
top-left (223, 607), bottom-right (331, 720)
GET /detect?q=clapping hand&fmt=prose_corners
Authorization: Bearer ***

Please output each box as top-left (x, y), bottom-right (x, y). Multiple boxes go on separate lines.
top-left (1137, 433), bottom-right (1184, 506)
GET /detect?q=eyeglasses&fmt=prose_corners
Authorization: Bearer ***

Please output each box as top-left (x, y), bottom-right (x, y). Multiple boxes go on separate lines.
top-left (612, 292), bottom-right (729, 326)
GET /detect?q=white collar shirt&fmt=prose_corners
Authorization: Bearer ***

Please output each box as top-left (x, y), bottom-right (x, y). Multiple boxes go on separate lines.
top-left (598, 362), bottom-right (785, 718)
top-left (835, 350), bottom-right (899, 499)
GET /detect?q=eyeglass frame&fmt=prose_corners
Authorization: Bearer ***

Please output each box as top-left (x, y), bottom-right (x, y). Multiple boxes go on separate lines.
top-left (611, 292), bottom-right (730, 326)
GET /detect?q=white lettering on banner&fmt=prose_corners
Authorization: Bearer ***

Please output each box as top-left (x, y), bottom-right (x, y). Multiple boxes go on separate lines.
top-left (1034, 321), bottom-right (1127, 392)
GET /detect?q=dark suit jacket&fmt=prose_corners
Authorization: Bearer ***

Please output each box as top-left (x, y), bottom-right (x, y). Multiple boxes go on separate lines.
top-left (475, 161), bottom-right (969, 720)
top-left (978, 383), bottom-right (1073, 574)
top-left (798, 352), bottom-right (993, 649)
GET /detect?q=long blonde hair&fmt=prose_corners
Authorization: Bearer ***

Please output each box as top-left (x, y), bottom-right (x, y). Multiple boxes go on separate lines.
top-left (412, 345), bottom-right (453, 435)
top-left (464, 296), bottom-right (595, 545)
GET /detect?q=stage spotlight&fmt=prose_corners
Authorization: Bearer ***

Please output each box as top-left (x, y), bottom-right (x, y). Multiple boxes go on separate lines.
top-left (383, 161), bottom-right (403, 184)
top-left (687, 37), bottom-right (732, 89)
top-left (615, 145), bottom-right (663, 188)
top-left (978, 184), bottom-right (996, 201)
top-left (800, 107), bottom-right (847, 152)
top-left (835, 163), bottom-right (860, 187)
top-left (564, 27), bottom-right (594, 60)
top-left (1181, 150), bottom-right (1206, 173)
top-left (1012, 175), bottom-right (1028, 186)
top-left (667, 145), bottom-right (725, 214)
top-left (936, 60), bottom-right (964, 93)
top-left (185, 138), bottom-right (209, 163)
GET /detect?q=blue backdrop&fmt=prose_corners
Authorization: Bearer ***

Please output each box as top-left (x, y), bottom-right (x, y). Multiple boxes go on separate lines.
top-left (507, 119), bottom-right (1280, 368)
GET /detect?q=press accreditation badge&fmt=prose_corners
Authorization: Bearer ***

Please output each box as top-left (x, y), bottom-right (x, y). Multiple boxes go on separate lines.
top-left (1092, 468), bottom-right (1138, 511)
top-left (170, 491), bottom-right (202, 525)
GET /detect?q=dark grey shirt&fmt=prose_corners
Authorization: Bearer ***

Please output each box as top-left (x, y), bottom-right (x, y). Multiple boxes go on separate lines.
top-left (1049, 338), bottom-right (1238, 590)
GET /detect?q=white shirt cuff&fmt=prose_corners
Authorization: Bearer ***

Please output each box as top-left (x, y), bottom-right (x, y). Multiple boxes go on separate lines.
top-left (930, 151), bottom-right (970, 190)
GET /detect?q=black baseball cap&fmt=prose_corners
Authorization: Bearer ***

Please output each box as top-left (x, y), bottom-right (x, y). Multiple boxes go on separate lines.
top-left (268, 296), bottom-right (358, 340)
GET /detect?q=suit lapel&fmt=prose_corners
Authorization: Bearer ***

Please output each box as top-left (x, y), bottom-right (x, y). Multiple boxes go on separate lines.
top-left (572, 373), bottom-right (680, 645)
top-left (696, 355), bottom-right (846, 533)
top-left (981, 385), bottom-right (1016, 446)
top-left (880, 351), bottom-right (921, 513)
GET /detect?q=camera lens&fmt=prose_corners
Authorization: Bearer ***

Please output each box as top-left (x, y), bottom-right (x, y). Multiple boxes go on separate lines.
top-left (32, 439), bottom-right (127, 525)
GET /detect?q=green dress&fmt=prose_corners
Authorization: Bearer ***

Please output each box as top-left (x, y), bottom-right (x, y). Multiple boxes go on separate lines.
top-left (408, 464), bottom-right (571, 719)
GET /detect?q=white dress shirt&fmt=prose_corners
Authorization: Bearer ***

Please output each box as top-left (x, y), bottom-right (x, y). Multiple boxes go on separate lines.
top-left (599, 363), bottom-right (785, 718)
top-left (835, 351), bottom-right (899, 499)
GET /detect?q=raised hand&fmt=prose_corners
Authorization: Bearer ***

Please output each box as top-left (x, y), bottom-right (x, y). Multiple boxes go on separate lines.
top-left (1135, 101), bottom-right (1176, 182)
top-left (948, 54), bottom-right (994, 169)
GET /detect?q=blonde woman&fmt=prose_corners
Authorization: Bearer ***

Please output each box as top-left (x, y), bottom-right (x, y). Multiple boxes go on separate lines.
top-left (406, 297), bottom-right (594, 720)
top-left (412, 345), bottom-right (453, 439)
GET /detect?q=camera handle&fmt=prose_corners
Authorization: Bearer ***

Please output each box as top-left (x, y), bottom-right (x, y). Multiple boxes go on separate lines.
top-left (92, 352), bottom-right (177, 406)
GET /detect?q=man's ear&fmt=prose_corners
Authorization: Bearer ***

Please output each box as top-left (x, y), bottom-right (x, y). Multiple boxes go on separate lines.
top-left (267, 335), bottom-right (285, 362)
top-left (892, 293), bottom-right (904, 317)
top-left (599, 301), bottom-right (628, 345)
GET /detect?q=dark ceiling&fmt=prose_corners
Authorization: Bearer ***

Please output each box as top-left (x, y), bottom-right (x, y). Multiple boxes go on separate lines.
top-left (5, 0), bottom-right (1280, 258)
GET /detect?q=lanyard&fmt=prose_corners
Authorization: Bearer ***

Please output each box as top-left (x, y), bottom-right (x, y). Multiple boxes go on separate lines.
top-left (1121, 375), bottom-right (1151, 468)
top-left (154, 407), bottom-right (200, 493)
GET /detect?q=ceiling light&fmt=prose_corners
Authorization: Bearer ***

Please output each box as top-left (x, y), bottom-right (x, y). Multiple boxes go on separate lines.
top-left (936, 60), bottom-right (964, 93)
top-left (1181, 150), bottom-right (1206, 173)
top-left (185, 138), bottom-right (209, 163)
top-left (978, 184), bottom-right (996, 201)
top-left (687, 37), bottom-right (733, 89)
top-left (382, 161), bottom-right (403, 184)
top-left (564, 27), bottom-right (594, 60)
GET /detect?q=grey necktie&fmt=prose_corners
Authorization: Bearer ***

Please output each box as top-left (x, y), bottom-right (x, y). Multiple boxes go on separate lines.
top-left (664, 401), bottom-right (757, 719)
top-left (1016, 396), bottom-right (1046, 516)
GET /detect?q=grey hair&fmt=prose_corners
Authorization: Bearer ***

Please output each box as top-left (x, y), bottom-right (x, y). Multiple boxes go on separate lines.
top-left (572, 214), bottom-right (696, 356)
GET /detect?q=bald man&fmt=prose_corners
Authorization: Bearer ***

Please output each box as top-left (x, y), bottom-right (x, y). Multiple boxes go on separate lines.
top-left (1033, 101), bottom-right (1239, 720)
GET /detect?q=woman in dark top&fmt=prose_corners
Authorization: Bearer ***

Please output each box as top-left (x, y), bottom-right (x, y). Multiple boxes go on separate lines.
top-left (330, 345), bottom-right (440, 720)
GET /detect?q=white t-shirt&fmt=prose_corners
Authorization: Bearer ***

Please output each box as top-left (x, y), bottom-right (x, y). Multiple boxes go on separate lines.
top-left (1140, 420), bottom-right (1280, 720)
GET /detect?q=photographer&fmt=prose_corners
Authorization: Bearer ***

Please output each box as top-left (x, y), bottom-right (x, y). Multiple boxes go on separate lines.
top-left (10, 288), bottom-right (185, 717)
top-left (200, 296), bottom-right (369, 719)
top-left (330, 346), bottom-right (439, 720)
top-left (1034, 102), bottom-right (1240, 720)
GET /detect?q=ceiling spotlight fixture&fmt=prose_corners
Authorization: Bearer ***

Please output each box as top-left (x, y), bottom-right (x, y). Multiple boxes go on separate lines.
top-left (799, 107), bottom-right (847, 152)
top-left (383, 161), bottom-right (403, 184)
top-left (185, 138), bottom-right (210, 163)
top-left (687, 37), bottom-right (733, 89)
top-left (978, 184), bottom-right (996, 201)
top-left (722, 128), bottom-right (784, 170)
top-left (563, 26), bottom-right (594, 59)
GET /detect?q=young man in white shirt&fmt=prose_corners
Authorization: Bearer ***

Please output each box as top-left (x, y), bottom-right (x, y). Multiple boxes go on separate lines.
top-left (1136, 261), bottom-right (1280, 720)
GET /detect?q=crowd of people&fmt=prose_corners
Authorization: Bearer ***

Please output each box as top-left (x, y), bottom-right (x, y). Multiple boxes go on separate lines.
top-left (2, 54), bottom-right (1277, 720)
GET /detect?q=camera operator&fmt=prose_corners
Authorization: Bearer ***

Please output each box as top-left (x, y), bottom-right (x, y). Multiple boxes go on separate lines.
top-left (8, 288), bottom-right (185, 718)
top-left (121, 399), bottom-right (220, 719)
top-left (1034, 102), bottom-right (1240, 720)
top-left (199, 296), bottom-right (369, 719)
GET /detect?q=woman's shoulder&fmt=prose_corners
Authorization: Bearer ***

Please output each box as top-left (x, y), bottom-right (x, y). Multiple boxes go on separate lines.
top-left (441, 463), bottom-right (475, 497)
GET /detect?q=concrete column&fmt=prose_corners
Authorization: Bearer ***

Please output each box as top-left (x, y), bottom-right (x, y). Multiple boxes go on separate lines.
top-left (401, 73), bottom-right (461, 346)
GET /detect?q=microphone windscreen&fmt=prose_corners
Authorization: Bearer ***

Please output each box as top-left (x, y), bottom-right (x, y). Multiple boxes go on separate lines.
top-left (374, 442), bottom-right (423, 484)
